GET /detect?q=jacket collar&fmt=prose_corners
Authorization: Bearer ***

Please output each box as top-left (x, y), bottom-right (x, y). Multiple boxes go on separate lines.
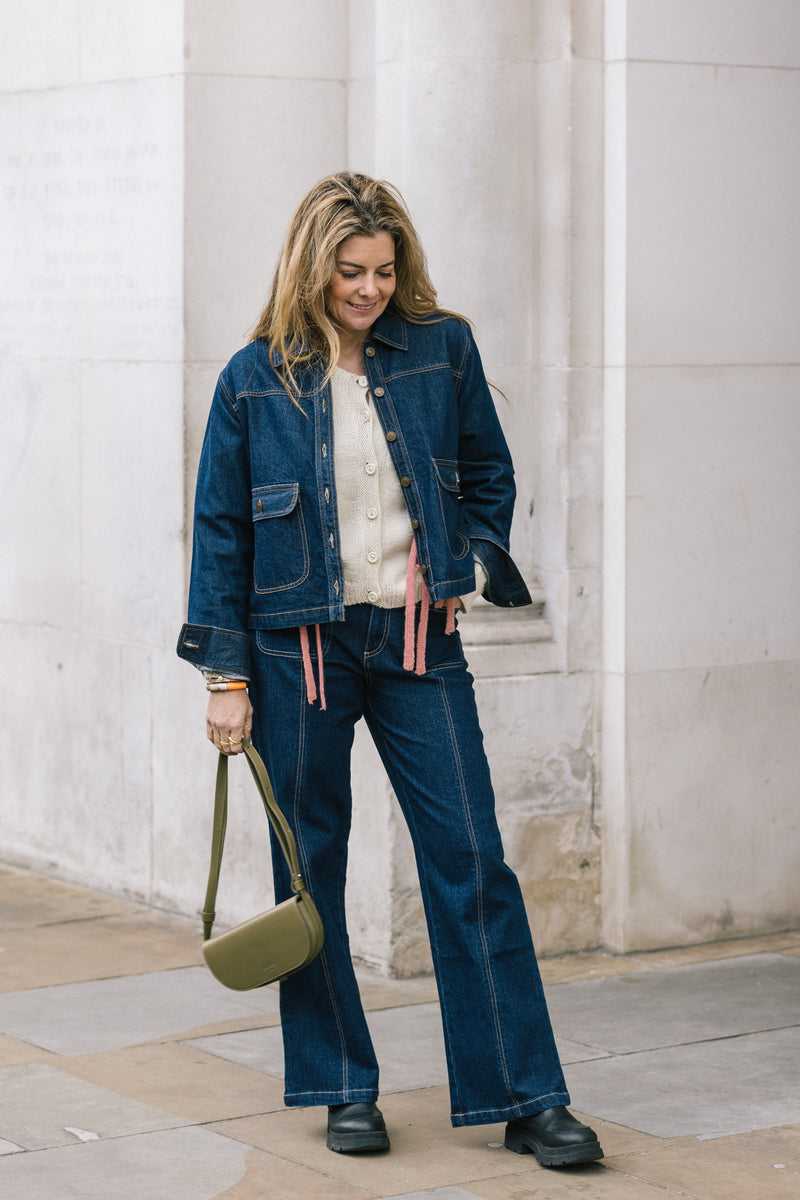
top-left (369, 311), bottom-right (408, 350)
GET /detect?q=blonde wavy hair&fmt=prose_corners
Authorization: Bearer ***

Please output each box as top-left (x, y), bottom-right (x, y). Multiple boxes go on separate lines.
top-left (251, 172), bottom-right (458, 397)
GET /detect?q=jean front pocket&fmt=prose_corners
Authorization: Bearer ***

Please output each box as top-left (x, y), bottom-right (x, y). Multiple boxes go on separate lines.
top-left (255, 624), bottom-right (332, 660)
top-left (251, 482), bottom-right (310, 593)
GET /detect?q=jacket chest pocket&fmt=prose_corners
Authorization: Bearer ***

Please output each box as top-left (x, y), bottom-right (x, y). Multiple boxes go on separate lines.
top-left (433, 458), bottom-right (470, 560)
top-left (251, 483), bottom-right (310, 593)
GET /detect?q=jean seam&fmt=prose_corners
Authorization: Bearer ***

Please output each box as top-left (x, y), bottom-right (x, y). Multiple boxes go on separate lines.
top-left (437, 675), bottom-right (518, 1107)
top-left (363, 605), bottom-right (390, 662)
top-left (364, 705), bottom-right (463, 1116)
top-left (292, 675), bottom-right (351, 1096)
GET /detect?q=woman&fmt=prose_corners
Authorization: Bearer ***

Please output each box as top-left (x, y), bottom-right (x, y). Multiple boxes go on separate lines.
top-left (178, 172), bottom-right (602, 1167)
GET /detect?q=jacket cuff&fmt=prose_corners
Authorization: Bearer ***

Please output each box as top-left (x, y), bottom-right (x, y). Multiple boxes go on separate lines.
top-left (470, 539), bottom-right (533, 608)
top-left (176, 624), bottom-right (251, 679)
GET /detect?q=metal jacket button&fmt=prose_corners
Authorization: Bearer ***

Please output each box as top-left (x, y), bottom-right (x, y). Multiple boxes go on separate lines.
top-left (419, 564), bottom-right (428, 575)
top-left (365, 346), bottom-right (375, 357)
top-left (400, 476), bottom-right (411, 487)
top-left (374, 386), bottom-right (385, 397)
top-left (411, 518), bottom-right (419, 529)
top-left (385, 430), bottom-right (396, 442)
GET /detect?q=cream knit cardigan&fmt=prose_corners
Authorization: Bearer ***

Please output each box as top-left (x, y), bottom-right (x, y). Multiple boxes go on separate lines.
top-left (331, 366), bottom-right (485, 610)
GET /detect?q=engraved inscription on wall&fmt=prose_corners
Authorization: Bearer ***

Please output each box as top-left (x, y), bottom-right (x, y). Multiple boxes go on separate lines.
top-left (1, 84), bottom-right (181, 359)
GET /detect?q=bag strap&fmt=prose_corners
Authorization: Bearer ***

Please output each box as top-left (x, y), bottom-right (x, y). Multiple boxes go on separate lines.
top-left (201, 739), bottom-right (308, 941)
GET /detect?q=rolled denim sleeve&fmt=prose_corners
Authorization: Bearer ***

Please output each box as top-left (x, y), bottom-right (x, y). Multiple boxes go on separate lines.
top-left (178, 372), bottom-right (254, 676)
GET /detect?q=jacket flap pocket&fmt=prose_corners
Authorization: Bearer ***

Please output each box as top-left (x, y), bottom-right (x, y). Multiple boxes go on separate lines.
top-left (252, 483), bottom-right (299, 521)
top-left (433, 458), bottom-right (461, 493)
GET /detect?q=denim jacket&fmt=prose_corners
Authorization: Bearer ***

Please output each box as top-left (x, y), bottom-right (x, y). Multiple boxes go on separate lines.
top-left (177, 312), bottom-right (531, 678)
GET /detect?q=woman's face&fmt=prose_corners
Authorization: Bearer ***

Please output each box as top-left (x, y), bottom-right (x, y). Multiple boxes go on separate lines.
top-left (326, 232), bottom-right (397, 340)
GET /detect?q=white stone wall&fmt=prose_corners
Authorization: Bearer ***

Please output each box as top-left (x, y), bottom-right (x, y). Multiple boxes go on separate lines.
top-left (602, 0), bottom-right (800, 950)
top-left (2, 1), bottom-right (798, 968)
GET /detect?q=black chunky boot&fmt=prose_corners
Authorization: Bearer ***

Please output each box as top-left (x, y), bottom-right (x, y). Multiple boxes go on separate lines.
top-left (327, 1102), bottom-right (391, 1153)
top-left (505, 1106), bottom-right (603, 1166)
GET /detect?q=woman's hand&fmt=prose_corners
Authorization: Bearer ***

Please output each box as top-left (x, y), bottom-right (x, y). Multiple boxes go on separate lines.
top-left (206, 689), bottom-right (253, 755)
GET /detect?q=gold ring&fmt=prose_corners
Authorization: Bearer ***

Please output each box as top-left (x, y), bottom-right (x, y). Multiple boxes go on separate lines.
top-left (229, 738), bottom-right (242, 745)
top-left (219, 739), bottom-right (231, 748)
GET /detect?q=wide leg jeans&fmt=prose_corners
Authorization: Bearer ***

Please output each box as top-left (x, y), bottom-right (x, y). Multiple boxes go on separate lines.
top-left (249, 603), bottom-right (570, 1127)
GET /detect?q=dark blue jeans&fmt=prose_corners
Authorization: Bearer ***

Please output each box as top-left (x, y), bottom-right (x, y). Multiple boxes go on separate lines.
top-left (249, 604), bottom-right (569, 1127)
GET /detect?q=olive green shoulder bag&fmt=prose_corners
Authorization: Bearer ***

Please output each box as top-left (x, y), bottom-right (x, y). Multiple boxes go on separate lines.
top-left (201, 739), bottom-right (324, 991)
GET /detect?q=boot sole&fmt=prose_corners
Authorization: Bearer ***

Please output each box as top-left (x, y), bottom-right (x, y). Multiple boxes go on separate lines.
top-left (504, 1125), bottom-right (603, 1166)
top-left (327, 1130), bottom-right (390, 1153)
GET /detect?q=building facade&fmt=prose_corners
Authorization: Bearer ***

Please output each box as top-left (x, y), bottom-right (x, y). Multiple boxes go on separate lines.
top-left (2, 1), bottom-right (798, 971)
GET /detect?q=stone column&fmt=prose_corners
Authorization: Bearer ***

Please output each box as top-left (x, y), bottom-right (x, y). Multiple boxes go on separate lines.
top-left (0, 1), bottom-right (350, 925)
top-left (344, 1), bottom-right (605, 972)
top-left (0, 0), bottom-right (187, 894)
top-left (602, 0), bottom-right (800, 950)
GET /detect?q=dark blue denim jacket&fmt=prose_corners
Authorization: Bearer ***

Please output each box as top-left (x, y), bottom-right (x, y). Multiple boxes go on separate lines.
top-left (177, 312), bottom-right (531, 677)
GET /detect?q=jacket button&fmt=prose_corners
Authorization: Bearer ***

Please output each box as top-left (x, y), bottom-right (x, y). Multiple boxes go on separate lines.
top-left (385, 430), bottom-right (396, 442)
top-left (419, 564), bottom-right (428, 576)
top-left (374, 386), bottom-right (385, 397)
top-left (411, 518), bottom-right (419, 529)
top-left (365, 346), bottom-right (376, 357)
top-left (256, 500), bottom-right (263, 513)
top-left (400, 476), bottom-right (411, 487)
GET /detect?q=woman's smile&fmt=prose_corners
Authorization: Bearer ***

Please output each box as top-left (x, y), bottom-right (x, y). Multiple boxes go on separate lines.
top-left (326, 231), bottom-right (397, 342)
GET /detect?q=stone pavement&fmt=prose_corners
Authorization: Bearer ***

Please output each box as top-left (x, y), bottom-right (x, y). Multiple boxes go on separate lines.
top-left (0, 864), bottom-right (798, 1199)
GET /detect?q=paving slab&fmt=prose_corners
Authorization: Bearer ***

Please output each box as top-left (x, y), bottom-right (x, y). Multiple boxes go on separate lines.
top-left (208, 1144), bottom-right (380, 1198)
top-left (549, 954), bottom-right (800, 1053)
top-left (0, 1033), bottom-right (60, 1068)
top-left (188, 1001), bottom-right (449, 1093)
top-left (356, 969), bottom-right (440, 1010)
top-left (378, 1189), bottom-right (484, 1200)
top-left (564, 1025), bottom-right (800, 1138)
top-left (209, 1086), bottom-right (547, 1195)
top-left (0, 1062), bottom-right (189, 1151)
top-left (607, 1123), bottom-right (800, 1200)
top-left (61, 1041), bottom-right (286, 1123)
top-left (625, 933), bottom-right (800, 971)
top-left (187, 1001), bottom-right (609, 1094)
top-left (0, 967), bottom-right (279, 1054)
top-left (0, 1125), bottom-right (249, 1200)
top-left (0, 911), bottom-right (202, 992)
top-left (0, 866), bottom-right (133, 928)
top-left (468, 1167), bottom-right (685, 1198)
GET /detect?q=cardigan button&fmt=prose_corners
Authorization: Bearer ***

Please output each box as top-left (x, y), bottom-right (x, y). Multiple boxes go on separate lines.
top-left (385, 430), bottom-right (396, 442)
